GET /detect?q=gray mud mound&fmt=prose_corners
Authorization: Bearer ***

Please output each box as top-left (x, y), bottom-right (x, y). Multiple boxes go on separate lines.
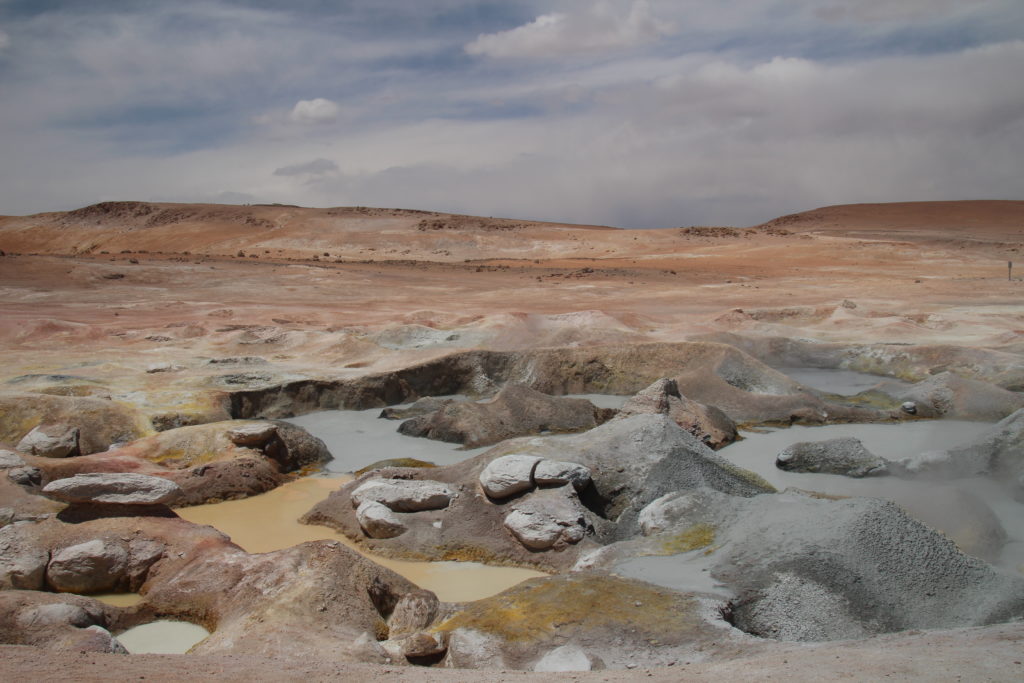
top-left (396, 383), bottom-right (614, 448)
top-left (583, 489), bottom-right (1024, 642)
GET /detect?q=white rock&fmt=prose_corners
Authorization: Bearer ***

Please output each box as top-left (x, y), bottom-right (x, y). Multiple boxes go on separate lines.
top-left (16, 424), bottom-right (80, 458)
top-left (47, 539), bottom-right (129, 593)
top-left (0, 450), bottom-right (26, 469)
top-left (503, 488), bottom-right (587, 551)
top-left (533, 460), bottom-right (591, 491)
top-left (533, 643), bottom-right (595, 672)
top-left (351, 478), bottom-right (454, 512)
top-left (0, 526), bottom-right (50, 590)
top-left (43, 473), bottom-right (182, 505)
top-left (226, 422), bottom-right (278, 447)
top-left (355, 500), bottom-right (407, 539)
top-left (479, 454), bottom-right (542, 499)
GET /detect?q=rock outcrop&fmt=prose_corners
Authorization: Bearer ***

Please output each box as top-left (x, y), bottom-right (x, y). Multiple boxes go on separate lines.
top-left (0, 393), bottom-right (148, 456)
top-left (23, 420), bottom-right (331, 506)
top-left (16, 424), bottom-right (81, 458)
top-left (615, 378), bottom-right (737, 449)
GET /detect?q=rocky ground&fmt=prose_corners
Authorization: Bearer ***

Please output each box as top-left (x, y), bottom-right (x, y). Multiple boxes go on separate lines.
top-left (0, 199), bottom-right (1022, 679)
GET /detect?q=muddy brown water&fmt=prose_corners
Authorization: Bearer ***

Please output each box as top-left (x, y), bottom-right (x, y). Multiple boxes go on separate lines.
top-left (176, 476), bottom-right (546, 603)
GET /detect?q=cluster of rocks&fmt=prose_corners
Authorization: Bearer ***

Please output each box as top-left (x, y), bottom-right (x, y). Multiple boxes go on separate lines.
top-left (305, 403), bottom-right (775, 571)
top-left (3, 418), bottom-right (331, 507)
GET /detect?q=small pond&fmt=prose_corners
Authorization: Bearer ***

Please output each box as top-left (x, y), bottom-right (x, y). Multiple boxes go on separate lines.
top-left (775, 366), bottom-right (911, 396)
top-left (117, 620), bottom-right (210, 654)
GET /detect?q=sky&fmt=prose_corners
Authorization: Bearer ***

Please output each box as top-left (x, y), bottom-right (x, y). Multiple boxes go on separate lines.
top-left (0, 1), bottom-right (1022, 228)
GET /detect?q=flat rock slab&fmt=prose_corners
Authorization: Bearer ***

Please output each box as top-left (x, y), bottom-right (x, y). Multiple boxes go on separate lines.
top-left (43, 473), bottom-right (183, 505)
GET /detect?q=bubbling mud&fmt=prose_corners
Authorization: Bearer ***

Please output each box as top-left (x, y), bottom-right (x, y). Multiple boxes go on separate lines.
top-left (176, 476), bottom-right (546, 603)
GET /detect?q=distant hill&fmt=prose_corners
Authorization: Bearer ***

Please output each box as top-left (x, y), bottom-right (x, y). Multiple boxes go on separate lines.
top-left (755, 200), bottom-right (1024, 239)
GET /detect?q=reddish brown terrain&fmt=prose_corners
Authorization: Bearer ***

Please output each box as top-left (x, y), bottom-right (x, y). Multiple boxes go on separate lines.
top-left (0, 199), bottom-right (1022, 680)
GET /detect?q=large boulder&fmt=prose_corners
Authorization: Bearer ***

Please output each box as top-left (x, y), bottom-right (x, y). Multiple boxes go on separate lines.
top-left (775, 437), bottom-right (890, 477)
top-left (355, 500), bottom-right (406, 539)
top-left (615, 378), bottom-right (737, 449)
top-left (16, 424), bottom-right (80, 458)
top-left (0, 524), bottom-right (49, 590)
top-left (0, 450), bottom-right (26, 469)
top-left (397, 383), bottom-right (614, 448)
top-left (479, 454), bottom-right (542, 499)
top-left (503, 486), bottom-right (589, 551)
top-left (897, 372), bottom-right (1024, 421)
top-left (42, 473), bottom-right (183, 505)
top-left (46, 539), bottom-right (129, 593)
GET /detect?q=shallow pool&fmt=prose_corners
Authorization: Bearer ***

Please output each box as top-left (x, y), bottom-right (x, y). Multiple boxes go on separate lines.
top-left (284, 393), bottom-right (629, 473)
top-left (775, 367), bottom-right (910, 396)
top-left (117, 620), bottom-right (209, 654)
top-left (177, 475), bottom-right (546, 603)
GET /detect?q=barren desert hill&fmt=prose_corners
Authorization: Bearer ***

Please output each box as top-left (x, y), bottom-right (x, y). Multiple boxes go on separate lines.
top-left (1, 199), bottom-right (1021, 266)
top-left (757, 200), bottom-right (1024, 240)
top-left (0, 201), bottom-right (624, 262)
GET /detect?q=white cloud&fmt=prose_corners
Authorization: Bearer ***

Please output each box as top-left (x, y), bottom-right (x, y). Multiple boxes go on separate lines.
top-left (288, 98), bottom-right (341, 124)
top-left (465, 0), bottom-right (675, 58)
top-left (0, 28), bottom-right (9, 51)
top-left (273, 158), bottom-right (340, 177)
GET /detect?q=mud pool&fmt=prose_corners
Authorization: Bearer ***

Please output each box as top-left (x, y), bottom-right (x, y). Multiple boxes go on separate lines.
top-left (775, 367), bottom-right (911, 396)
top-left (284, 394), bottom-right (628, 472)
top-left (720, 420), bottom-right (1024, 570)
top-left (184, 383), bottom-right (1022, 614)
top-left (116, 620), bottom-right (210, 654)
top-left (177, 476), bottom-right (546, 602)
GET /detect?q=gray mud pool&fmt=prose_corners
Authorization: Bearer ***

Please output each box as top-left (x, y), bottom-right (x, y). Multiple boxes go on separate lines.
top-left (285, 394), bottom-right (629, 473)
top-left (775, 366), bottom-right (911, 396)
